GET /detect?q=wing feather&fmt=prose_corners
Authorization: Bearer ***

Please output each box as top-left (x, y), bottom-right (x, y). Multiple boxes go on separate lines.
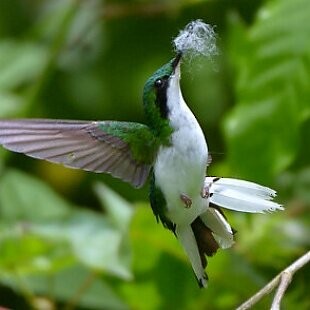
top-left (0, 119), bottom-right (157, 188)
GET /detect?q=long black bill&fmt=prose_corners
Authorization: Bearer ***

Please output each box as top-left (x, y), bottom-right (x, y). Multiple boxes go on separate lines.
top-left (172, 52), bottom-right (182, 71)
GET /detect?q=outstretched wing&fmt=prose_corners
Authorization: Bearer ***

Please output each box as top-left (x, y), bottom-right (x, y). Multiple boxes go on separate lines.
top-left (0, 119), bottom-right (159, 188)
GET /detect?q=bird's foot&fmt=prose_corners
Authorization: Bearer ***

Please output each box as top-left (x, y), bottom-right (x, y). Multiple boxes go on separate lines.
top-left (201, 183), bottom-right (211, 198)
top-left (180, 193), bottom-right (192, 208)
top-left (201, 177), bottom-right (220, 198)
top-left (207, 154), bottom-right (212, 166)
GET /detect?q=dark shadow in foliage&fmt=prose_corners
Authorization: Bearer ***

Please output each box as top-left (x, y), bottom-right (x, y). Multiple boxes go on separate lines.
top-left (153, 253), bottom-right (199, 309)
top-left (0, 285), bottom-right (29, 309)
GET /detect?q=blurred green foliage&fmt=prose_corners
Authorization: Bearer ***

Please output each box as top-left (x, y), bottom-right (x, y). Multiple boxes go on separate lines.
top-left (0, 0), bottom-right (309, 309)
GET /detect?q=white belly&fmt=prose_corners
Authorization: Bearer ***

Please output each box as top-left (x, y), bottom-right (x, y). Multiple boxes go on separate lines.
top-left (154, 115), bottom-right (208, 226)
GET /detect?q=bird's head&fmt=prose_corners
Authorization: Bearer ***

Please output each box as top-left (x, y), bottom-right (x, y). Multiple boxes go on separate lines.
top-left (143, 53), bottom-right (182, 135)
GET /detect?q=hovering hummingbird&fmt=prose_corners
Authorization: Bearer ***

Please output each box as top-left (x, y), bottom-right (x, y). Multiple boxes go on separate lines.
top-left (0, 21), bottom-right (282, 287)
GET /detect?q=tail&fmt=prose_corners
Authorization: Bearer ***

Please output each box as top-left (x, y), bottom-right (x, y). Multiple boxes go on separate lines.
top-left (176, 206), bottom-right (234, 288)
top-left (205, 177), bottom-right (284, 213)
top-left (177, 177), bottom-right (282, 288)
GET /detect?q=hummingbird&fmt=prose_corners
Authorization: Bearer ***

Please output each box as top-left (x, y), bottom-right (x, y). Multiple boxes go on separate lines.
top-left (0, 52), bottom-right (282, 287)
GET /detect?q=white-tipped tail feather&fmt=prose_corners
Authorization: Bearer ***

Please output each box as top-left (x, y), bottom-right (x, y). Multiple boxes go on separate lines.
top-left (176, 177), bottom-right (283, 288)
top-left (177, 207), bottom-right (235, 288)
top-left (205, 177), bottom-right (283, 213)
top-left (200, 208), bottom-right (234, 249)
top-left (176, 225), bottom-right (208, 288)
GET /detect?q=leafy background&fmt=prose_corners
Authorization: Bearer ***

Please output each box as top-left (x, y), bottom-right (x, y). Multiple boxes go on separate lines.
top-left (0, 0), bottom-right (309, 309)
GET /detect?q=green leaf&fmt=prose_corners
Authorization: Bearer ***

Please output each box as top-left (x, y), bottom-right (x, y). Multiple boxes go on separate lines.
top-left (0, 224), bottom-right (73, 275)
top-left (118, 204), bottom-right (200, 310)
top-left (0, 170), bottom-right (133, 279)
top-left (31, 209), bottom-right (133, 280)
top-left (94, 182), bottom-right (134, 232)
top-left (24, 266), bottom-right (127, 310)
top-left (232, 212), bottom-right (305, 267)
top-left (0, 92), bottom-right (23, 117)
top-left (0, 171), bottom-right (133, 307)
top-left (0, 169), bottom-right (70, 221)
top-left (0, 41), bottom-right (48, 91)
top-left (224, 0), bottom-right (310, 182)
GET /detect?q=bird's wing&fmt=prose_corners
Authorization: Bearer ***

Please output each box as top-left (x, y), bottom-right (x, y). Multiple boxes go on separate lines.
top-left (0, 119), bottom-right (160, 188)
top-left (149, 172), bottom-right (176, 232)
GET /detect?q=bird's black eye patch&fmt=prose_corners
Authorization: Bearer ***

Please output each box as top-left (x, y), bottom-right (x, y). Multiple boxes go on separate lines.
top-left (154, 75), bottom-right (169, 89)
top-left (154, 75), bottom-right (170, 119)
top-left (155, 78), bottom-right (163, 88)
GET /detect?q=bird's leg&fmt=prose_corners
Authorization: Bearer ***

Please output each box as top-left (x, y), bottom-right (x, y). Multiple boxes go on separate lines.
top-left (201, 177), bottom-right (220, 198)
top-left (201, 184), bottom-right (210, 198)
top-left (180, 193), bottom-right (192, 208)
top-left (207, 154), bottom-right (212, 166)
top-left (201, 154), bottom-right (213, 198)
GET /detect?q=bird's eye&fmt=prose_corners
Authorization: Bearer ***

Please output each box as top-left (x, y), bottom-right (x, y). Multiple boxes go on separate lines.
top-left (154, 78), bottom-right (163, 88)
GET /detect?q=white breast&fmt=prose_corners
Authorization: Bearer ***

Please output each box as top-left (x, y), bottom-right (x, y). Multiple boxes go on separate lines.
top-left (154, 88), bottom-right (209, 226)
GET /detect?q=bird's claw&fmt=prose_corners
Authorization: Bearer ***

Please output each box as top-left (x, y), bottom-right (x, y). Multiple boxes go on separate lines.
top-left (180, 193), bottom-right (192, 208)
top-left (201, 183), bottom-right (211, 198)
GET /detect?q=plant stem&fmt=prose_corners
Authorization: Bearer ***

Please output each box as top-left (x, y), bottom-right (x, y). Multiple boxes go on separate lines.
top-left (236, 251), bottom-right (310, 310)
top-left (63, 271), bottom-right (97, 310)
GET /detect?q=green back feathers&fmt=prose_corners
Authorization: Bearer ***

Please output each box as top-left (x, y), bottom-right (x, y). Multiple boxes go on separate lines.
top-left (149, 170), bottom-right (176, 233)
top-left (97, 121), bottom-right (158, 165)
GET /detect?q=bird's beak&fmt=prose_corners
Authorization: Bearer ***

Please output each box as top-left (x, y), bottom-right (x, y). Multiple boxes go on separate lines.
top-left (168, 53), bottom-right (183, 99)
top-left (172, 53), bottom-right (182, 73)
top-left (171, 52), bottom-right (182, 81)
